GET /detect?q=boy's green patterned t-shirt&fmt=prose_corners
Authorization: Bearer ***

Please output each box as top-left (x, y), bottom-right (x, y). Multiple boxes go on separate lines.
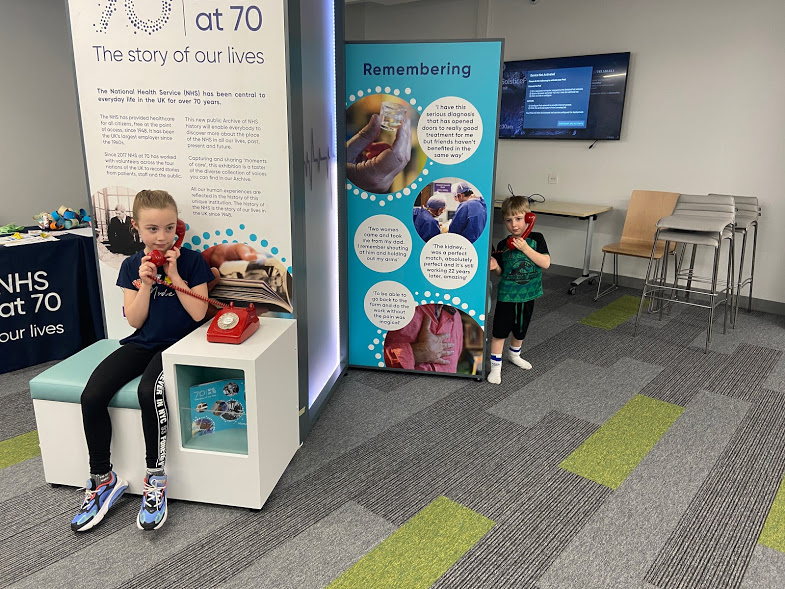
top-left (493, 232), bottom-right (549, 303)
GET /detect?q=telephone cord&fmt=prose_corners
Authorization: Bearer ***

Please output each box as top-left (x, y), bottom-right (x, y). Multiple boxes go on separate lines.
top-left (152, 277), bottom-right (228, 309)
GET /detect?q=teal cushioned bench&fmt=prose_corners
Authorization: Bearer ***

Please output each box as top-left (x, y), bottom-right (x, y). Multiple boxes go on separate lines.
top-left (29, 339), bottom-right (141, 409)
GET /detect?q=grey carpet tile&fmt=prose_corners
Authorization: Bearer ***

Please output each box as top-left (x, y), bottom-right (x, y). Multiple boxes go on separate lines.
top-left (13, 501), bottom-right (236, 589)
top-left (637, 347), bottom-right (728, 406)
top-left (0, 497), bottom-right (138, 588)
top-left (447, 412), bottom-right (599, 522)
top-left (0, 483), bottom-right (75, 543)
top-left (739, 545), bottom-right (785, 589)
top-left (702, 343), bottom-right (783, 401)
top-left (0, 361), bottom-right (57, 398)
top-left (432, 470), bottom-right (611, 589)
top-left (689, 309), bottom-right (785, 354)
top-left (645, 388), bottom-right (785, 589)
top-left (763, 355), bottom-right (785, 392)
top-left (0, 457), bottom-right (44, 503)
top-left (278, 371), bottom-right (464, 487)
top-left (522, 303), bottom-right (597, 351)
top-left (0, 390), bottom-right (37, 442)
top-left (525, 324), bottom-right (592, 369)
top-left (217, 501), bottom-right (395, 589)
top-left (536, 391), bottom-right (750, 589)
top-left (488, 358), bottom-right (662, 428)
top-left (355, 412), bottom-right (526, 526)
top-left (351, 365), bottom-right (451, 393)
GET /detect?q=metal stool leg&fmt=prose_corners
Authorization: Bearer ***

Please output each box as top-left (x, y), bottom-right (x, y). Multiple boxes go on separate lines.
top-left (685, 244), bottom-right (698, 302)
top-left (748, 222), bottom-right (758, 312)
top-left (723, 230), bottom-right (734, 334)
top-left (659, 241), bottom-right (672, 322)
top-left (706, 241), bottom-right (721, 352)
top-left (734, 227), bottom-right (748, 325)
top-left (635, 235), bottom-right (660, 336)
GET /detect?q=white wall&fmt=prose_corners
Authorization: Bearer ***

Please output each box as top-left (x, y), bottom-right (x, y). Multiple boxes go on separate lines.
top-left (345, 3), bottom-right (366, 40)
top-left (348, 0), bottom-right (785, 306)
top-left (1, 1), bottom-right (89, 227)
top-left (363, 0), bottom-right (480, 41)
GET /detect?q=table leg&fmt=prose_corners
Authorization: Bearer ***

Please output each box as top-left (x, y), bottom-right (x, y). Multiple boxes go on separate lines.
top-left (568, 215), bottom-right (598, 294)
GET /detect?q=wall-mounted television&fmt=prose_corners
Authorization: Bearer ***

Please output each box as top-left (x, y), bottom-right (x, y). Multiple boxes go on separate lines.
top-left (500, 52), bottom-right (630, 140)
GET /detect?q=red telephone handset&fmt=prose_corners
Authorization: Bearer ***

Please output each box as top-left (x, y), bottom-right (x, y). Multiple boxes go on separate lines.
top-left (147, 219), bottom-right (260, 344)
top-left (506, 212), bottom-right (536, 249)
top-left (149, 219), bottom-right (186, 267)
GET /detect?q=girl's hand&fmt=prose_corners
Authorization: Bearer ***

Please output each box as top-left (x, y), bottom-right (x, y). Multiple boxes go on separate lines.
top-left (163, 247), bottom-right (181, 280)
top-left (139, 257), bottom-right (157, 286)
top-left (489, 257), bottom-right (499, 271)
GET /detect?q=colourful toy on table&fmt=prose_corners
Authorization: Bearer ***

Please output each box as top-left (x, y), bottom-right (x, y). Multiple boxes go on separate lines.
top-left (0, 223), bottom-right (26, 234)
top-left (33, 207), bottom-right (91, 231)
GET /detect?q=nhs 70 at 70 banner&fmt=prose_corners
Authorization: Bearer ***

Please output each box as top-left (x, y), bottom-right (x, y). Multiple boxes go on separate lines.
top-left (67, 0), bottom-right (294, 339)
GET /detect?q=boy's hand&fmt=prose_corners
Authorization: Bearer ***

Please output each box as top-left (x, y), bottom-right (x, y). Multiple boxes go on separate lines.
top-left (489, 257), bottom-right (499, 272)
top-left (511, 237), bottom-right (531, 253)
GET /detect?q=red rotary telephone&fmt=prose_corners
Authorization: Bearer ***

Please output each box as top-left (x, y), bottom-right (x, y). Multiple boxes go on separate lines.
top-left (505, 212), bottom-right (536, 249)
top-left (148, 219), bottom-right (259, 344)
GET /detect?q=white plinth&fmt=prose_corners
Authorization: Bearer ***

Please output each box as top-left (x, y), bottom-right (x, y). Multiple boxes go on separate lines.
top-left (163, 317), bottom-right (299, 509)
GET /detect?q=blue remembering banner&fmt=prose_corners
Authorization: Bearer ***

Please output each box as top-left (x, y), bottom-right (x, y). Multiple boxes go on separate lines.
top-left (346, 40), bottom-right (503, 378)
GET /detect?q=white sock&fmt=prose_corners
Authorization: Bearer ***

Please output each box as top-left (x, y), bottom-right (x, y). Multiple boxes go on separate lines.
top-left (506, 346), bottom-right (532, 370)
top-left (488, 354), bottom-right (502, 384)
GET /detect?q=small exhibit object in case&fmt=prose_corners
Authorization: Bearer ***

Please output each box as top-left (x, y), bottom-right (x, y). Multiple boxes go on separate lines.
top-left (189, 379), bottom-right (247, 438)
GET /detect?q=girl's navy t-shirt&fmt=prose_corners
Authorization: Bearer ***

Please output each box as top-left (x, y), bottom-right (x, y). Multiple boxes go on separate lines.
top-left (117, 248), bottom-right (214, 349)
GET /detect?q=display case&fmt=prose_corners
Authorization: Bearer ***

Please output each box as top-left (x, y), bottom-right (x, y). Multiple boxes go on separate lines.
top-left (162, 318), bottom-right (299, 509)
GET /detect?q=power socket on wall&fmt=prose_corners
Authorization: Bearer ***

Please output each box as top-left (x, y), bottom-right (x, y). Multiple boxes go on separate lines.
top-left (547, 173), bottom-right (559, 184)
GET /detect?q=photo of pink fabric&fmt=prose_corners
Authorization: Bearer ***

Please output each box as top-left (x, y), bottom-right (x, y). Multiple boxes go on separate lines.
top-left (383, 304), bottom-right (463, 372)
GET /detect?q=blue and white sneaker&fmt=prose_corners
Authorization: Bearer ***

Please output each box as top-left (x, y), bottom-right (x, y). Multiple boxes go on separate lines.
top-left (71, 471), bottom-right (128, 532)
top-left (137, 474), bottom-right (167, 531)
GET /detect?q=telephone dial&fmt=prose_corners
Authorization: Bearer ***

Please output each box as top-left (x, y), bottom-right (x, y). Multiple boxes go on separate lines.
top-left (148, 219), bottom-right (259, 344)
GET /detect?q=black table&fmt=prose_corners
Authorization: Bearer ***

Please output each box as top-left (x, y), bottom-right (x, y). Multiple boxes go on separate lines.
top-left (1, 231), bottom-right (104, 373)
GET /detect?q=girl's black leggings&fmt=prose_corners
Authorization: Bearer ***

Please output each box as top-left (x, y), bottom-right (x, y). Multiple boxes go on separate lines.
top-left (80, 343), bottom-right (169, 474)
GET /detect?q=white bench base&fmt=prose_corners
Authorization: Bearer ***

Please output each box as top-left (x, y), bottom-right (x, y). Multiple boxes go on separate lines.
top-left (34, 400), bottom-right (147, 494)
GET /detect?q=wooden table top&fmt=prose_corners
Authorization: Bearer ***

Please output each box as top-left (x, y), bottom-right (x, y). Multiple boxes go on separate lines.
top-left (493, 198), bottom-right (612, 219)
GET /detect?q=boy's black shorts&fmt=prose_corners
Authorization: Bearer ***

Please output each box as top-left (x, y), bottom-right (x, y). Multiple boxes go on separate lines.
top-left (492, 300), bottom-right (535, 340)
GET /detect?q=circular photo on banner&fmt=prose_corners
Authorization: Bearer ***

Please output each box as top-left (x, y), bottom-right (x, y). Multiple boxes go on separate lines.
top-left (223, 382), bottom-right (240, 396)
top-left (382, 303), bottom-right (485, 375)
top-left (411, 178), bottom-right (486, 244)
top-left (346, 94), bottom-right (426, 194)
top-left (211, 400), bottom-right (228, 417)
top-left (192, 417), bottom-right (215, 437)
top-left (222, 400), bottom-right (244, 422)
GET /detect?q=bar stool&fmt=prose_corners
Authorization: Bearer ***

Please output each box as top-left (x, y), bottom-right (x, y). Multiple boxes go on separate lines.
top-left (710, 193), bottom-right (760, 321)
top-left (634, 194), bottom-right (735, 353)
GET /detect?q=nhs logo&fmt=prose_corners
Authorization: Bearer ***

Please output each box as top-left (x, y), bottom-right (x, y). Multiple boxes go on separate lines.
top-left (94, 0), bottom-right (174, 35)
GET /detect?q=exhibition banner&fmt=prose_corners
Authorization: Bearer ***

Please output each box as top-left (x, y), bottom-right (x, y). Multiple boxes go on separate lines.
top-left (346, 41), bottom-right (503, 377)
top-left (67, 0), bottom-right (293, 338)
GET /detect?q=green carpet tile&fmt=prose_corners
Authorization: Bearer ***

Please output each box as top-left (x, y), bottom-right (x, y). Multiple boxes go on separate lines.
top-left (326, 495), bottom-right (494, 589)
top-left (580, 295), bottom-right (643, 330)
top-left (0, 431), bottom-right (40, 470)
top-left (758, 475), bottom-right (785, 552)
top-left (559, 394), bottom-right (684, 489)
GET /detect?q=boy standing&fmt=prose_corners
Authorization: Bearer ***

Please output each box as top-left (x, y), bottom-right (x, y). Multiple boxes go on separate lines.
top-left (488, 195), bottom-right (550, 384)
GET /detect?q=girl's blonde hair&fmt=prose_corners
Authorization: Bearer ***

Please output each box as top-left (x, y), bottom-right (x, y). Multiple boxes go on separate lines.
top-left (500, 195), bottom-right (530, 218)
top-left (132, 190), bottom-right (178, 220)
